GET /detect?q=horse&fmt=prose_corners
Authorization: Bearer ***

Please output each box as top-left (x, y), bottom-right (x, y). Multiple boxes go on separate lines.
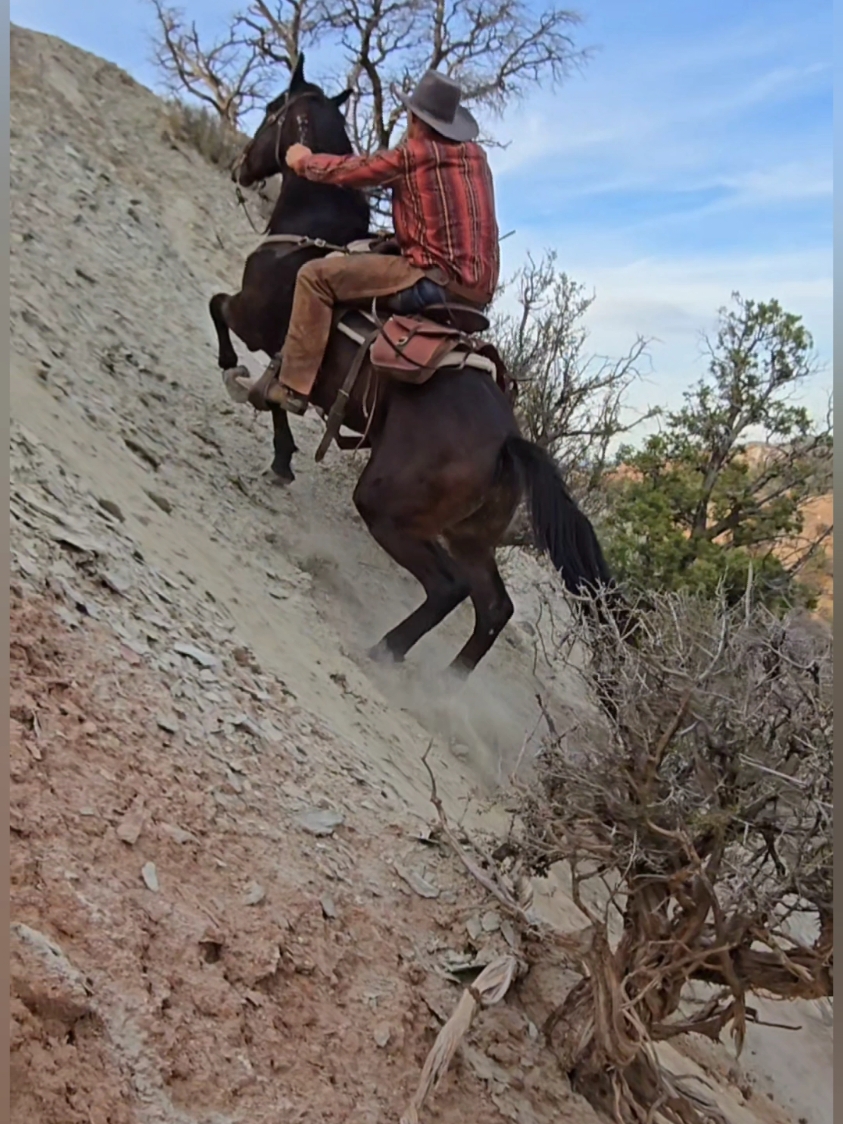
top-left (216, 62), bottom-right (621, 675)
top-left (209, 54), bottom-right (372, 484)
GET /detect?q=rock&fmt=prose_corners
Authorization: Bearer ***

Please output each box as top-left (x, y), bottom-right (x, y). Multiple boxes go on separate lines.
top-left (10, 923), bottom-right (93, 1028)
top-left (116, 796), bottom-right (146, 845)
top-left (158, 823), bottom-right (198, 845)
top-left (52, 574), bottom-right (100, 619)
top-left (173, 642), bottom-right (219, 669)
top-left (124, 437), bottom-right (161, 469)
top-left (500, 919), bottom-right (520, 951)
top-left (466, 916), bottom-right (484, 941)
top-left (482, 910), bottom-right (501, 933)
top-left (297, 808), bottom-right (344, 837)
top-left (54, 606), bottom-right (81, 630)
top-left (16, 552), bottom-right (42, 579)
top-left (231, 714), bottom-right (262, 738)
top-left (226, 772), bottom-right (245, 794)
top-left (394, 863), bottom-right (440, 899)
top-left (320, 895), bottom-right (338, 919)
top-left (374, 1023), bottom-right (391, 1048)
top-left (100, 568), bottom-right (132, 595)
top-left (244, 882), bottom-right (266, 906)
top-left (144, 489), bottom-right (172, 514)
top-left (14, 485), bottom-right (79, 528)
top-left (141, 862), bottom-right (159, 892)
top-left (156, 715), bottom-right (179, 734)
top-left (49, 526), bottom-right (109, 556)
top-left (96, 497), bottom-right (125, 522)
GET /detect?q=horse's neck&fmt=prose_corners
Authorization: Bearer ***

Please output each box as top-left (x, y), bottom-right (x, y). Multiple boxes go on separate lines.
top-left (267, 175), bottom-right (369, 241)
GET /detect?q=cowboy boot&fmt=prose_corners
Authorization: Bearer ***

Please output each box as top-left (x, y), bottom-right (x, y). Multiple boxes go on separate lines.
top-left (265, 380), bottom-right (309, 415)
top-left (248, 354), bottom-right (309, 415)
top-left (247, 354), bottom-right (283, 412)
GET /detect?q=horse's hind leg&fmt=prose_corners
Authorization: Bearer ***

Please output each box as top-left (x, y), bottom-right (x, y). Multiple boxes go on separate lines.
top-left (370, 533), bottom-right (469, 661)
top-left (443, 536), bottom-right (515, 675)
top-left (354, 485), bottom-right (469, 659)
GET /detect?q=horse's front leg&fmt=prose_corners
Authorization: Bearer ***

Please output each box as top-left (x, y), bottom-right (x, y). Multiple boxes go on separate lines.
top-left (210, 292), bottom-right (254, 404)
top-left (209, 292), bottom-right (240, 370)
top-left (269, 405), bottom-right (298, 485)
top-left (210, 291), bottom-right (298, 483)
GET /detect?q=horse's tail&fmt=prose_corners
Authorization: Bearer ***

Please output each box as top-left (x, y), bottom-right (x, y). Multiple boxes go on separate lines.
top-left (502, 436), bottom-right (637, 640)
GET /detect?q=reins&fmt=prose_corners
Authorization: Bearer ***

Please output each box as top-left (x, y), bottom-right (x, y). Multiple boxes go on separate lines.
top-left (231, 91), bottom-right (313, 235)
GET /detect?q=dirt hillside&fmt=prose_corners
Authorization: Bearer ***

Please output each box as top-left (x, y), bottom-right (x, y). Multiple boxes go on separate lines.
top-left (9, 23), bottom-right (833, 1124)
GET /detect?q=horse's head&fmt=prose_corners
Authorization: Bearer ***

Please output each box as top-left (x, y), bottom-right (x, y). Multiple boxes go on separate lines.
top-left (233, 54), bottom-right (353, 187)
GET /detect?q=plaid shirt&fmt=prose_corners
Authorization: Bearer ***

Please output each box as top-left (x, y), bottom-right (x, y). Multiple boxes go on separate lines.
top-left (298, 137), bottom-right (500, 304)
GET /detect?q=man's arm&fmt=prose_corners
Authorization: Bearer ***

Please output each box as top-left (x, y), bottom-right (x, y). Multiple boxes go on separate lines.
top-left (287, 145), bottom-right (406, 189)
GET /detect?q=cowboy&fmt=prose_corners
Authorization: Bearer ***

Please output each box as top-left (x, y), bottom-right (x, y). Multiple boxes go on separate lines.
top-left (254, 70), bottom-right (500, 415)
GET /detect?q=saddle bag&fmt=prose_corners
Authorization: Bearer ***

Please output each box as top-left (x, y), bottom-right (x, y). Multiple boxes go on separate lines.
top-left (369, 314), bottom-right (462, 384)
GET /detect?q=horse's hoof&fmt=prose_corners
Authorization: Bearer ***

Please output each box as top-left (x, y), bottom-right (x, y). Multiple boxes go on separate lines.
top-left (260, 465), bottom-right (295, 486)
top-left (446, 659), bottom-right (472, 682)
top-left (222, 366), bottom-right (252, 404)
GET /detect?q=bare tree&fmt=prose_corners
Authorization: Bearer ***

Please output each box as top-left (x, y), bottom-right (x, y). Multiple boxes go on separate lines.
top-left (319, 0), bottom-right (588, 156)
top-left (511, 587), bottom-right (832, 1123)
top-left (495, 251), bottom-right (655, 506)
top-left (149, 1), bottom-right (274, 126)
top-left (147, 0), bottom-right (588, 146)
top-left (234, 0), bottom-right (326, 70)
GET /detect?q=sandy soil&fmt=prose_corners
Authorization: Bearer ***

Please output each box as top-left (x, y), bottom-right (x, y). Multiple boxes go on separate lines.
top-left (9, 22), bottom-right (832, 1124)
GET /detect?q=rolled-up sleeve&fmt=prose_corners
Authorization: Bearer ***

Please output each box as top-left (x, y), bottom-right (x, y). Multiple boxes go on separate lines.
top-left (298, 147), bottom-right (406, 189)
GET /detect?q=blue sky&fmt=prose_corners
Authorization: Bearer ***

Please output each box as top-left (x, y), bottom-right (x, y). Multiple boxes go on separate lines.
top-left (12, 0), bottom-right (833, 431)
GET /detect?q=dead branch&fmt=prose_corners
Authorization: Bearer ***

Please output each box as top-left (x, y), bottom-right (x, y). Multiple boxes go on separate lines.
top-left (149, 0), bottom-right (587, 162)
top-left (400, 955), bottom-right (519, 1124)
top-left (148, 0), bottom-right (273, 125)
top-left (420, 742), bottom-right (538, 929)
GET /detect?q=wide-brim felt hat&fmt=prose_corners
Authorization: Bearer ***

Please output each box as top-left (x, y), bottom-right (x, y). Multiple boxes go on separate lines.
top-left (398, 70), bottom-right (479, 143)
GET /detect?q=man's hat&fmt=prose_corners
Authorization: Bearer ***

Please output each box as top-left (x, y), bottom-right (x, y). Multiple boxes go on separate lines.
top-left (398, 70), bottom-right (479, 143)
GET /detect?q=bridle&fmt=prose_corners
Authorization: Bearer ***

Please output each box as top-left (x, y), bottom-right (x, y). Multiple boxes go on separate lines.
top-left (231, 92), bottom-right (314, 232)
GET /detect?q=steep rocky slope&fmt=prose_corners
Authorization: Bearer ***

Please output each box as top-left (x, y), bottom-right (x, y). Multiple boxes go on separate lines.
top-left (9, 23), bottom-right (832, 1124)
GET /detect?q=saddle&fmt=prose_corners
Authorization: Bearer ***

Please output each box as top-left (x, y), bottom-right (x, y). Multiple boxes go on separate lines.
top-left (312, 241), bottom-right (511, 460)
top-left (369, 315), bottom-right (462, 382)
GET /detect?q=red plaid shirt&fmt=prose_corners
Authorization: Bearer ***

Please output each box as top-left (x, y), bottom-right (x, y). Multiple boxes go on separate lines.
top-left (298, 137), bottom-right (500, 304)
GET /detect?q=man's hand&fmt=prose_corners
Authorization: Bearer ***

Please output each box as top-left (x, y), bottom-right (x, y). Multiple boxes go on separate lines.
top-left (286, 143), bottom-right (312, 174)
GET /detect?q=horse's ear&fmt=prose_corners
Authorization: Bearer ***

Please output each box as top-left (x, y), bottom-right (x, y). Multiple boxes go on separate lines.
top-left (330, 88), bottom-right (353, 108)
top-left (290, 53), bottom-right (305, 90)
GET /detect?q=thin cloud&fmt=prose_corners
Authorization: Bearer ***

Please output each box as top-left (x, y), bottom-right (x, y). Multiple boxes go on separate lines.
top-left (493, 242), bottom-right (832, 424)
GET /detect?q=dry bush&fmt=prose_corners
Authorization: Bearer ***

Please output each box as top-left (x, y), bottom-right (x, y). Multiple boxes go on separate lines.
top-left (494, 251), bottom-right (654, 503)
top-left (512, 588), bottom-right (832, 1123)
top-left (164, 98), bottom-right (249, 169)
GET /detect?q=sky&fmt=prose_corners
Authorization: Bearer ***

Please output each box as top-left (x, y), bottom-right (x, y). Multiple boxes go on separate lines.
top-left (11, 0), bottom-right (834, 433)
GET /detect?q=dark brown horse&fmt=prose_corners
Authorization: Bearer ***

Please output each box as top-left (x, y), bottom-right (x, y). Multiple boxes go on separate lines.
top-left (215, 64), bottom-right (620, 675)
top-left (210, 55), bottom-right (371, 483)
